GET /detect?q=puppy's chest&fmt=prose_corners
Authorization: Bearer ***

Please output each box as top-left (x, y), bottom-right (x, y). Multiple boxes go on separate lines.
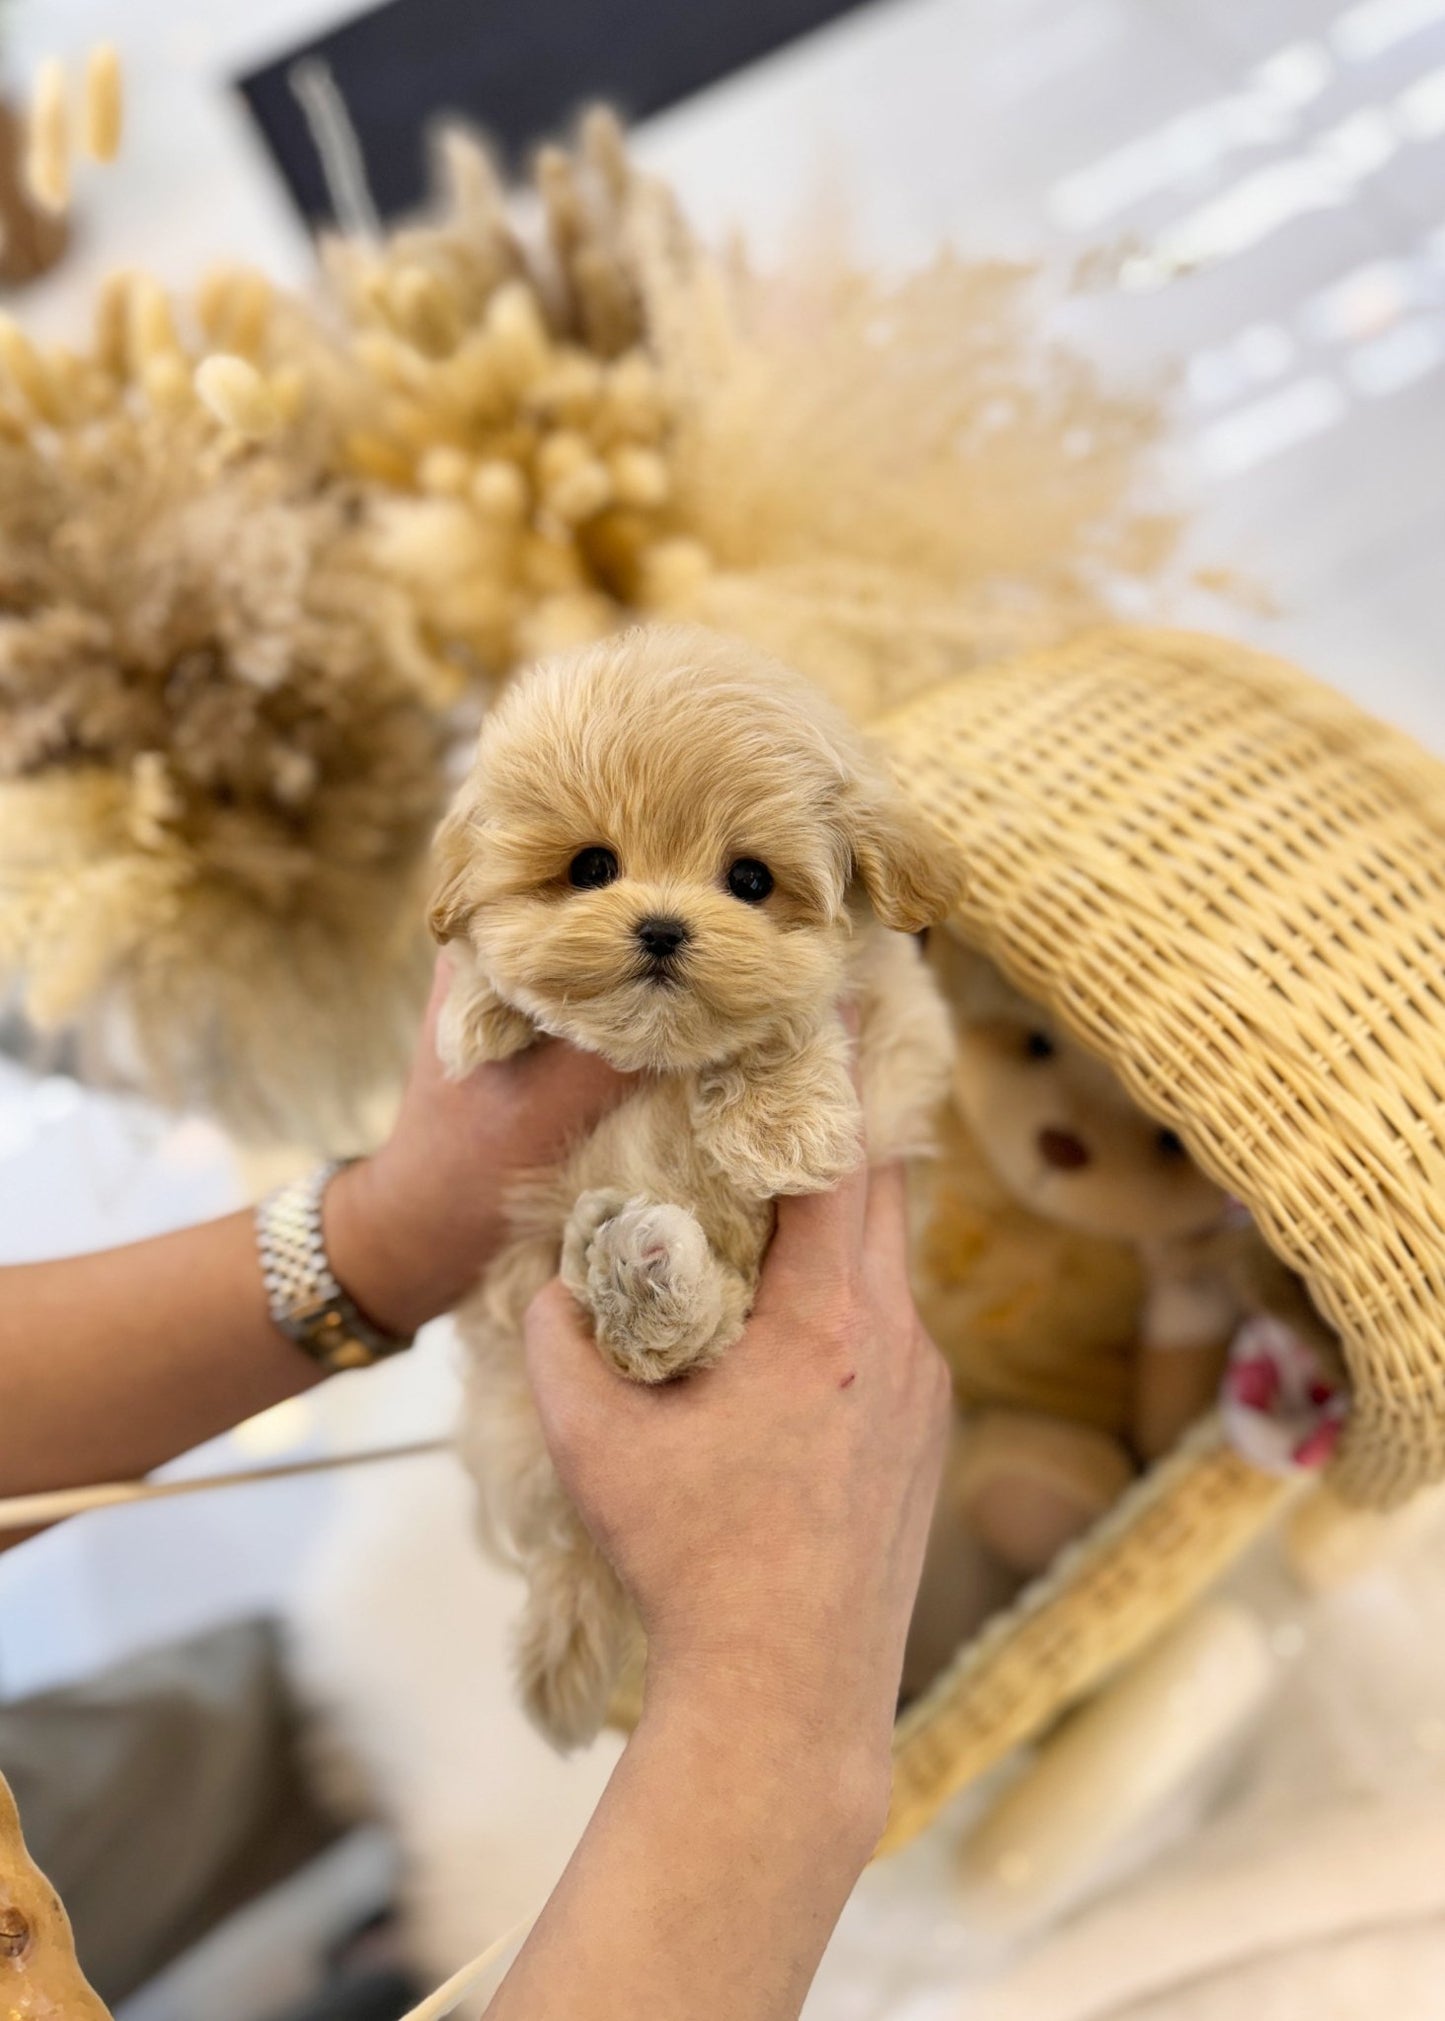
top-left (557, 1080), bottom-right (773, 1274)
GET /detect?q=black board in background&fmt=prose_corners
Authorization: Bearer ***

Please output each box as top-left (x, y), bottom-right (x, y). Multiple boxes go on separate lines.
top-left (237, 0), bottom-right (876, 232)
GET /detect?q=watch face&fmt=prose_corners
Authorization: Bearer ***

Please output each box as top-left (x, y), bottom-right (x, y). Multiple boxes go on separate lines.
top-left (236, 0), bottom-right (872, 230)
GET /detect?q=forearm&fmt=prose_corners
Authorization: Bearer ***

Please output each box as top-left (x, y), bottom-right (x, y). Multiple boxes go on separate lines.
top-left (490, 1679), bottom-right (880, 2021)
top-left (0, 1210), bottom-right (321, 1510)
top-left (0, 1159), bottom-right (467, 1523)
top-left (0, 964), bottom-right (627, 1537)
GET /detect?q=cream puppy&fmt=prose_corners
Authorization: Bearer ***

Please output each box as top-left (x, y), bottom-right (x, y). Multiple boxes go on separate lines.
top-left (431, 624), bottom-right (961, 1747)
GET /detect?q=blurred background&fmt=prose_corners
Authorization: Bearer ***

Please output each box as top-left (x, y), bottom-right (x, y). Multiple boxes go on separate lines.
top-left (3, 2), bottom-right (1445, 2017)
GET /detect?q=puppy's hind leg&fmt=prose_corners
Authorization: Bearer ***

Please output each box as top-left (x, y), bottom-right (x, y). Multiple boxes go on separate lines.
top-left (517, 1523), bottom-right (631, 1750)
top-left (561, 1191), bottom-right (749, 1384)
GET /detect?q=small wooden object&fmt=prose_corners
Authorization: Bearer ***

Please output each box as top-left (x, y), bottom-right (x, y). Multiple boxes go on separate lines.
top-left (0, 102), bottom-right (67, 287)
top-left (0, 1768), bottom-right (112, 2018)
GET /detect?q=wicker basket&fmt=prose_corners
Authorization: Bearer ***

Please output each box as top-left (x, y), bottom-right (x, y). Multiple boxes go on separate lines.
top-left (867, 625), bottom-right (1445, 1851)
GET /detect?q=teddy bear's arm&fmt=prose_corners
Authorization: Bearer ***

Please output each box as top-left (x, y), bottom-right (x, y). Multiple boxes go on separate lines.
top-left (1133, 1245), bottom-right (1241, 1461)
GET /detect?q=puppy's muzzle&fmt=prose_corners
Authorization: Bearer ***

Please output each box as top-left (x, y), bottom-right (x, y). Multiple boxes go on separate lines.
top-left (635, 914), bottom-right (690, 979)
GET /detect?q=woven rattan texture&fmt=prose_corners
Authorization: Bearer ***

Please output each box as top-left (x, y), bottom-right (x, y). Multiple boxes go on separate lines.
top-left (880, 1419), bottom-right (1288, 1851)
top-left (879, 629), bottom-right (1445, 1509)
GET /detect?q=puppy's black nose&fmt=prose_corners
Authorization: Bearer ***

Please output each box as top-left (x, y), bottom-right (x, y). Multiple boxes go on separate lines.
top-left (636, 915), bottom-right (689, 961)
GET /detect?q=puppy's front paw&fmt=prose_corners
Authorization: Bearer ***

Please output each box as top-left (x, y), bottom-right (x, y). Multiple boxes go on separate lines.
top-left (563, 1192), bottom-right (742, 1383)
top-left (559, 1188), bottom-right (632, 1303)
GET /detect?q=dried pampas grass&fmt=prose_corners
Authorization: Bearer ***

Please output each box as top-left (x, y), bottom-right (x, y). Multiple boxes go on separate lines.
top-left (0, 103), bottom-right (1181, 1142)
top-left (311, 113), bottom-right (1176, 719)
top-left (0, 372), bottom-right (446, 1140)
top-left (641, 246), bottom-right (1173, 718)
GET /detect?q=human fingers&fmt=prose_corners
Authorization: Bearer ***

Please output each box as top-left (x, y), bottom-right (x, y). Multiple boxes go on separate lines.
top-left (511, 1036), bottom-right (634, 1136)
top-left (524, 1278), bottom-right (641, 1455)
top-left (420, 950), bottom-right (452, 1044)
top-left (752, 1163), bottom-right (869, 1323)
top-left (862, 1161), bottom-right (913, 1304)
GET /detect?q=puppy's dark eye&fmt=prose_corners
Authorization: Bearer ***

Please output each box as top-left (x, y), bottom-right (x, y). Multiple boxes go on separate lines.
top-left (1156, 1128), bottom-right (1187, 1161)
top-left (1024, 1030), bottom-right (1056, 1061)
top-left (726, 858), bottom-right (774, 904)
top-left (568, 847), bottom-right (619, 889)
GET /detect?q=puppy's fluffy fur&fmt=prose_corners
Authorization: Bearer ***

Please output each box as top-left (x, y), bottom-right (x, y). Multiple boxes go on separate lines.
top-left (431, 625), bottom-right (962, 1747)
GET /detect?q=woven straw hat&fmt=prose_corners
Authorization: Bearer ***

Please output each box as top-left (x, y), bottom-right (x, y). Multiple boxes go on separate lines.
top-left (866, 625), bottom-right (1445, 1851)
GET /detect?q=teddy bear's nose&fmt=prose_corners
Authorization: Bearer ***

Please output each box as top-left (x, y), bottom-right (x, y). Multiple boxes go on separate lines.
top-left (636, 916), bottom-right (689, 961)
top-left (1038, 1126), bottom-right (1092, 1172)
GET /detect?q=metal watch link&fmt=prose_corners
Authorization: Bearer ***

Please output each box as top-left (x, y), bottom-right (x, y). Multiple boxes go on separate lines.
top-left (254, 1160), bottom-right (414, 1374)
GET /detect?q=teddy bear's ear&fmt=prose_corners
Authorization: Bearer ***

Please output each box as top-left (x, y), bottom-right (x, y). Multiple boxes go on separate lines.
top-left (925, 924), bottom-right (1008, 1013)
top-left (428, 800), bottom-right (476, 945)
top-left (849, 780), bottom-right (965, 933)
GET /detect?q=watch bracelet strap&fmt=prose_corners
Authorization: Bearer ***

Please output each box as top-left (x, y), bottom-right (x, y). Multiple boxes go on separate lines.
top-left (255, 1159), bottom-right (413, 1374)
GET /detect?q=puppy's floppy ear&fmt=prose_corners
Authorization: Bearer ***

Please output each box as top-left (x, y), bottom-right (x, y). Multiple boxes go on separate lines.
top-left (429, 799), bottom-right (475, 945)
top-left (848, 773), bottom-right (965, 933)
top-left (437, 941), bottom-right (535, 1077)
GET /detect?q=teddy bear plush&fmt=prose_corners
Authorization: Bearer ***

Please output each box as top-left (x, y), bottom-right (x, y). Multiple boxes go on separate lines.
top-left (913, 930), bottom-right (1303, 1586)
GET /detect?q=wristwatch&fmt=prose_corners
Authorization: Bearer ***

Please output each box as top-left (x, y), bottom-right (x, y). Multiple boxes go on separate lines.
top-left (254, 1161), bottom-right (414, 1374)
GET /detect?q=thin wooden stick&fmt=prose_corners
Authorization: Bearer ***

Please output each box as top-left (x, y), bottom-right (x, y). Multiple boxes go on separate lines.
top-left (0, 1439), bottom-right (449, 1533)
top-left (400, 1915), bottom-right (535, 2021)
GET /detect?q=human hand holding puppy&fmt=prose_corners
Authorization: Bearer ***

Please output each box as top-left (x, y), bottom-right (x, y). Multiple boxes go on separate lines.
top-left (527, 1157), bottom-right (950, 1775)
top-left (489, 1157), bottom-right (950, 2021)
top-left (326, 952), bottom-right (634, 1338)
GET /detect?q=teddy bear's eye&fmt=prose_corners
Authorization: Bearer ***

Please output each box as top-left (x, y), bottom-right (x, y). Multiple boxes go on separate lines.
top-left (568, 846), bottom-right (619, 889)
top-left (726, 858), bottom-right (774, 904)
top-left (1024, 1030), bottom-right (1056, 1062)
top-left (1156, 1127), bottom-right (1188, 1161)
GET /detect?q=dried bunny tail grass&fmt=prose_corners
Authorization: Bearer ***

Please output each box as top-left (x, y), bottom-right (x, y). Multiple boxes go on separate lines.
top-left (0, 312), bottom-right (65, 423)
top-left (196, 265), bottom-right (277, 358)
top-left (298, 115), bottom-right (701, 682)
top-left (319, 127), bottom-right (523, 342)
top-left (25, 58), bottom-right (69, 213)
top-left (307, 109), bottom-right (1176, 712)
top-left (84, 44), bottom-right (124, 163)
top-left (533, 107), bottom-right (657, 356)
top-left (194, 353), bottom-right (284, 440)
top-left (26, 44), bottom-right (125, 212)
top-left (0, 104), bottom-right (1187, 1141)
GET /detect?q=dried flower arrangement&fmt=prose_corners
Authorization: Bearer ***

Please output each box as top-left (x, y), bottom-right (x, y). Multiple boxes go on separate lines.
top-left (0, 68), bottom-right (1178, 1143)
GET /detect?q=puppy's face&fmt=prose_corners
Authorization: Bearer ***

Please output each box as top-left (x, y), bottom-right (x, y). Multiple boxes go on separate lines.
top-left (432, 628), bottom-right (960, 1071)
top-left (931, 933), bottom-right (1230, 1242)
